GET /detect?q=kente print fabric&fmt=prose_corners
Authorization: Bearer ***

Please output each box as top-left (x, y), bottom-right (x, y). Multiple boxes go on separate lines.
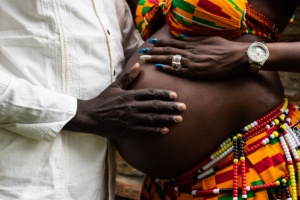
top-left (141, 105), bottom-right (300, 200)
top-left (135, 0), bottom-right (282, 42)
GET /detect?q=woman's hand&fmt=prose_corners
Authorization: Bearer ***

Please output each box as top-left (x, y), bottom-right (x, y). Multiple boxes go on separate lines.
top-left (139, 36), bottom-right (250, 79)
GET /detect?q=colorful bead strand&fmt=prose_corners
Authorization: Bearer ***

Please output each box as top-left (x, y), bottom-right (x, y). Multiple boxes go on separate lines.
top-left (161, 99), bottom-right (300, 200)
top-left (238, 135), bottom-right (247, 200)
top-left (232, 136), bottom-right (239, 200)
top-left (172, 174), bottom-right (291, 197)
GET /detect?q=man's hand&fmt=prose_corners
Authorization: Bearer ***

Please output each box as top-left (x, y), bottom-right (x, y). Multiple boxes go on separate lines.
top-left (64, 63), bottom-right (186, 138)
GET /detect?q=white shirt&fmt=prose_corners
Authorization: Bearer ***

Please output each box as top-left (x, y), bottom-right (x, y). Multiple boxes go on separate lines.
top-left (0, 0), bottom-right (142, 199)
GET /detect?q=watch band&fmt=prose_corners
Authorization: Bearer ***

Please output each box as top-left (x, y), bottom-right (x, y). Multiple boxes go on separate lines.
top-left (249, 64), bottom-right (262, 73)
top-left (247, 42), bottom-right (269, 73)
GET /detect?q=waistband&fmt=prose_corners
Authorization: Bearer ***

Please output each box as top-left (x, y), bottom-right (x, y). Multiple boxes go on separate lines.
top-left (141, 99), bottom-right (300, 200)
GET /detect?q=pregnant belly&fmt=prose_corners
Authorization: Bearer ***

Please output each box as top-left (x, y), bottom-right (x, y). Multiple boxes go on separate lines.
top-left (113, 29), bottom-right (284, 179)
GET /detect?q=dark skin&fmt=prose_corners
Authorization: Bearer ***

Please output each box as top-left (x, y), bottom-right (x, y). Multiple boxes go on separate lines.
top-left (113, 0), bottom-right (298, 178)
top-left (140, 1), bottom-right (300, 78)
top-left (63, 63), bottom-right (186, 137)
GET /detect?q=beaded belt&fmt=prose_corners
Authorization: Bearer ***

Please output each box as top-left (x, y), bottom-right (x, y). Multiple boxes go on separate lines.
top-left (151, 99), bottom-right (300, 200)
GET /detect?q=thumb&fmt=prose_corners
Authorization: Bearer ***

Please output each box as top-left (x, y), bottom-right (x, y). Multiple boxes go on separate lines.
top-left (116, 63), bottom-right (141, 89)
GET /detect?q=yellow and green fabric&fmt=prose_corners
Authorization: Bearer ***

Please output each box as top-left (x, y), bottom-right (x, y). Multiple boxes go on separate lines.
top-left (141, 105), bottom-right (300, 200)
top-left (136, 0), bottom-right (292, 42)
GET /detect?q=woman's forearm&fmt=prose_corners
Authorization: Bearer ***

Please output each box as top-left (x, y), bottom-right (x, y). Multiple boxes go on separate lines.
top-left (263, 42), bottom-right (300, 73)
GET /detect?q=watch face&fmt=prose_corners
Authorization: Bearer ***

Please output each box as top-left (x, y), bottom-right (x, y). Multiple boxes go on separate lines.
top-left (248, 45), bottom-right (268, 63)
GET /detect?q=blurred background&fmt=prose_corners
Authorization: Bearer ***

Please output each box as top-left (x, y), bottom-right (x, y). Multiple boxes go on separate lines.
top-left (116, 4), bottom-right (300, 200)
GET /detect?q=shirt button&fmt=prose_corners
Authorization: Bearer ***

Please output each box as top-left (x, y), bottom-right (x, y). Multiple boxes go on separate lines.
top-left (107, 30), bottom-right (110, 35)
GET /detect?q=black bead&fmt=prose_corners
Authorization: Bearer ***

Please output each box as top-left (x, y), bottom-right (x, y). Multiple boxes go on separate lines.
top-left (219, 189), bottom-right (225, 194)
top-left (213, 166), bottom-right (219, 171)
top-left (162, 182), bottom-right (169, 200)
top-left (178, 188), bottom-right (191, 194)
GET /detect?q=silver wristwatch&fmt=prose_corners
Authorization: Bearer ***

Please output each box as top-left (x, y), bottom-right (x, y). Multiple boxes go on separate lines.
top-left (246, 42), bottom-right (269, 73)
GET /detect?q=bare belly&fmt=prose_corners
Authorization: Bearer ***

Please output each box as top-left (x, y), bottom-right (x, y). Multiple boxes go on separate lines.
top-left (113, 26), bottom-right (284, 179)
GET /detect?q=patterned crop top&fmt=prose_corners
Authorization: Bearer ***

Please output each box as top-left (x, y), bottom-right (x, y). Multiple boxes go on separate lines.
top-left (136, 0), bottom-right (294, 42)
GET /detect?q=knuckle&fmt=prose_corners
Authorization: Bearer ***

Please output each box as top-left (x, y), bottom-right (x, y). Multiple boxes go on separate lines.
top-left (154, 127), bottom-right (161, 133)
top-left (147, 88), bottom-right (156, 96)
top-left (152, 56), bottom-right (159, 62)
top-left (170, 102), bottom-right (178, 111)
top-left (149, 113), bottom-right (157, 122)
top-left (123, 93), bottom-right (135, 100)
top-left (168, 115), bottom-right (174, 122)
top-left (158, 39), bottom-right (164, 44)
top-left (166, 55), bottom-right (173, 63)
top-left (153, 100), bottom-right (161, 110)
top-left (164, 47), bottom-right (172, 54)
top-left (142, 126), bottom-right (150, 133)
top-left (167, 39), bottom-right (176, 47)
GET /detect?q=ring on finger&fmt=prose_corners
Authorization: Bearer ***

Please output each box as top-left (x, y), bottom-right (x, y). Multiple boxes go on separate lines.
top-left (172, 55), bottom-right (182, 72)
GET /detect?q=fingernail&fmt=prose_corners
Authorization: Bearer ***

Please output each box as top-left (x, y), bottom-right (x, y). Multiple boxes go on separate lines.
top-left (162, 128), bottom-right (169, 135)
top-left (147, 38), bottom-right (157, 44)
top-left (174, 116), bottom-right (183, 122)
top-left (140, 55), bottom-right (151, 60)
top-left (154, 64), bottom-right (164, 69)
top-left (138, 48), bottom-right (148, 53)
top-left (177, 103), bottom-right (186, 111)
top-left (179, 34), bottom-right (190, 38)
top-left (170, 92), bottom-right (177, 99)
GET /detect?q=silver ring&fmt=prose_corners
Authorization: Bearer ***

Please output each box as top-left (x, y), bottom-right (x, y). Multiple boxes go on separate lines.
top-left (172, 55), bottom-right (182, 72)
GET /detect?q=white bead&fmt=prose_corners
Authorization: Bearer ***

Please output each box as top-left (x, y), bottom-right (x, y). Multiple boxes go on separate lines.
top-left (228, 138), bottom-right (231, 142)
top-left (250, 123), bottom-right (255, 128)
top-left (285, 109), bottom-right (289, 113)
top-left (286, 198), bottom-right (292, 200)
top-left (265, 138), bottom-right (269, 143)
top-left (213, 189), bottom-right (219, 194)
top-left (244, 127), bottom-right (249, 131)
top-left (271, 122), bottom-right (276, 126)
top-left (262, 140), bottom-right (266, 145)
top-left (210, 155), bottom-right (215, 160)
top-left (270, 135), bottom-right (275, 139)
top-left (287, 158), bottom-right (292, 162)
top-left (155, 178), bottom-right (160, 182)
top-left (246, 186), bottom-right (250, 191)
top-left (254, 121), bottom-right (258, 126)
top-left (266, 125), bottom-right (271, 129)
top-left (280, 109), bottom-right (284, 113)
top-left (192, 190), bottom-right (197, 195)
top-left (175, 187), bottom-right (179, 191)
top-left (284, 123), bottom-right (288, 127)
top-left (242, 195), bottom-right (248, 199)
top-left (233, 197), bottom-right (238, 200)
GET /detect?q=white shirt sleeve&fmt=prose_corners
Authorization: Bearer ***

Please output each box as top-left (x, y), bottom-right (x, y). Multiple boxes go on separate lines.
top-left (0, 70), bottom-right (77, 141)
top-left (0, 71), bottom-right (11, 96)
top-left (121, 1), bottom-right (144, 63)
